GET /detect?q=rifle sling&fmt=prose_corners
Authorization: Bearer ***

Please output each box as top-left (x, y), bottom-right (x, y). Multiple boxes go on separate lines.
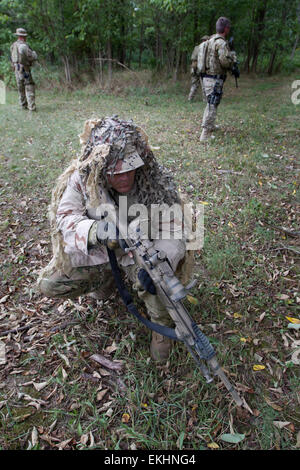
top-left (106, 247), bottom-right (178, 341)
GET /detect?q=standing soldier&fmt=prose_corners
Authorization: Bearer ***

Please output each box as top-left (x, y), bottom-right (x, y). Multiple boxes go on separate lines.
top-left (10, 28), bottom-right (38, 112)
top-left (199, 17), bottom-right (239, 142)
top-left (188, 35), bottom-right (210, 102)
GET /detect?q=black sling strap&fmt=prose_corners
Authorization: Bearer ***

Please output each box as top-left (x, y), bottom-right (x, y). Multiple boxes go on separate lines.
top-left (106, 247), bottom-right (178, 341)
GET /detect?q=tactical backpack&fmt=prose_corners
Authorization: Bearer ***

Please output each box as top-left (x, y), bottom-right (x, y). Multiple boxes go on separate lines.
top-left (197, 39), bottom-right (209, 74)
top-left (10, 42), bottom-right (20, 64)
top-left (197, 35), bottom-right (227, 75)
top-left (10, 41), bottom-right (37, 66)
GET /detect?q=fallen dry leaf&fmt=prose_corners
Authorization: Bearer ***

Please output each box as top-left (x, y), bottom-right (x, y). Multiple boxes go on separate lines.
top-left (207, 442), bottom-right (219, 449)
top-left (56, 438), bottom-right (73, 450)
top-left (286, 316), bottom-right (300, 324)
top-left (273, 421), bottom-right (291, 429)
top-left (0, 295), bottom-right (10, 304)
top-left (31, 427), bottom-right (39, 447)
top-left (253, 364), bottom-right (266, 371)
top-left (296, 431), bottom-right (300, 448)
top-left (90, 353), bottom-right (123, 370)
top-left (80, 434), bottom-right (89, 445)
top-left (96, 388), bottom-right (109, 402)
top-left (105, 341), bottom-right (118, 354)
top-left (264, 396), bottom-right (283, 411)
top-left (291, 349), bottom-right (300, 365)
top-left (33, 381), bottom-right (48, 392)
top-left (277, 294), bottom-right (289, 300)
top-left (121, 413), bottom-right (130, 423)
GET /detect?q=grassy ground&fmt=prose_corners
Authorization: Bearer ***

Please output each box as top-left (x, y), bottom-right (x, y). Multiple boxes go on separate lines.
top-left (0, 72), bottom-right (299, 450)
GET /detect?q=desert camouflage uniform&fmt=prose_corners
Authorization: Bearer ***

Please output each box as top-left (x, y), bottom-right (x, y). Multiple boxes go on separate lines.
top-left (10, 38), bottom-right (37, 111)
top-left (39, 169), bottom-right (185, 326)
top-left (38, 117), bottom-right (189, 329)
top-left (201, 34), bottom-right (237, 132)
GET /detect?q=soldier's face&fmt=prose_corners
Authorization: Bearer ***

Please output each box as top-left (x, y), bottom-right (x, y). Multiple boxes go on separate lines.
top-left (224, 26), bottom-right (230, 37)
top-left (107, 160), bottom-right (136, 194)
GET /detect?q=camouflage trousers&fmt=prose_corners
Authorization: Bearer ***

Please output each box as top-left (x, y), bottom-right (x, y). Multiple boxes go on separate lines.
top-left (38, 262), bottom-right (173, 327)
top-left (188, 73), bottom-right (206, 101)
top-left (201, 77), bottom-right (224, 130)
top-left (14, 68), bottom-right (36, 111)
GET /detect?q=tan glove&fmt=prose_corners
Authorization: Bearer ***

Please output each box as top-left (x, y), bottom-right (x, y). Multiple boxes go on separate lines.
top-left (88, 220), bottom-right (119, 250)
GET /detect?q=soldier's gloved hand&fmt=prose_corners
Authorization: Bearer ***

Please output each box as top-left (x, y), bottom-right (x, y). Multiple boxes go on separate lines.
top-left (137, 268), bottom-right (157, 295)
top-left (96, 220), bottom-right (119, 250)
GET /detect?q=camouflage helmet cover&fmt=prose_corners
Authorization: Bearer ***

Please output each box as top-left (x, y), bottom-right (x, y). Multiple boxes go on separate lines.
top-left (106, 153), bottom-right (144, 175)
top-left (80, 116), bottom-right (146, 175)
top-left (78, 115), bottom-right (180, 207)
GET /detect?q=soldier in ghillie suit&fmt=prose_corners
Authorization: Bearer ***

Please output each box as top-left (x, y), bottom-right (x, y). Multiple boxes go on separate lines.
top-left (10, 28), bottom-right (38, 111)
top-left (38, 116), bottom-right (194, 362)
top-left (188, 35), bottom-right (210, 102)
top-left (199, 17), bottom-right (238, 142)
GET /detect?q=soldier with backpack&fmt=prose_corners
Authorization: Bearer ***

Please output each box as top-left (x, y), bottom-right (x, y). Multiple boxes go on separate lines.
top-left (10, 28), bottom-right (38, 111)
top-left (198, 17), bottom-right (239, 142)
top-left (188, 35), bottom-right (210, 102)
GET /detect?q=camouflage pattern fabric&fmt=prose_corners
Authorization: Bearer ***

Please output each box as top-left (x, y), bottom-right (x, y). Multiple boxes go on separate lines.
top-left (10, 39), bottom-right (37, 111)
top-left (201, 77), bottom-right (224, 130)
top-left (39, 265), bottom-right (111, 299)
top-left (14, 67), bottom-right (36, 110)
top-left (37, 117), bottom-right (194, 329)
top-left (205, 34), bottom-right (236, 75)
top-left (201, 34), bottom-right (237, 130)
top-left (188, 73), bottom-right (206, 102)
top-left (39, 261), bottom-right (173, 327)
top-left (188, 42), bottom-right (207, 102)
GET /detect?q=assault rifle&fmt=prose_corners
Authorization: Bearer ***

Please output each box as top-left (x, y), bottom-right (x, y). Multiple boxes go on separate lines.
top-left (228, 36), bottom-right (240, 88)
top-left (102, 202), bottom-right (243, 407)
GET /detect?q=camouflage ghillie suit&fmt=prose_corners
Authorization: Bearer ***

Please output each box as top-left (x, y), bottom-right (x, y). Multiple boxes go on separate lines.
top-left (200, 34), bottom-right (237, 139)
top-left (188, 36), bottom-right (210, 102)
top-left (10, 29), bottom-right (37, 111)
top-left (38, 116), bottom-right (194, 335)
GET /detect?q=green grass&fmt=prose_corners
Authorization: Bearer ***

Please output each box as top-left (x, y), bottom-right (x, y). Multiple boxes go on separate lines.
top-left (0, 71), bottom-right (299, 450)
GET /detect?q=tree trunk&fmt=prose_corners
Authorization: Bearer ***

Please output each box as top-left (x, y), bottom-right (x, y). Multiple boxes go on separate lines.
top-left (107, 39), bottom-right (112, 88)
top-left (62, 55), bottom-right (71, 83)
top-left (291, 34), bottom-right (299, 59)
top-left (138, 21), bottom-right (145, 68)
top-left (245, 5), bottom-right (256, 73)
top-left (98, 48), bottom-right (103, 86)
top-left (192, 0), bottom-right (198, 44)
top-left (173, 46), bottom-right (180, 82)
top-left (119, 8), bottom-right (126, 65)
top-left (155, 12), bottom-right (163, 71)
top-left (267, 5), bottom-right (287, 75)
top-left (251, 0), bottom-right (268, 73)
top-left (291, 2), bottom-right (300, 59)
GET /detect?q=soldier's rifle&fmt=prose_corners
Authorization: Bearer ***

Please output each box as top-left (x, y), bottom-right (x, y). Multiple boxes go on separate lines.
top-left (102, 201), bottom-right (243, 407)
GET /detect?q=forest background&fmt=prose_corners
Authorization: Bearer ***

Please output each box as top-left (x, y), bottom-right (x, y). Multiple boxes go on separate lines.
top-left (1, 0), bottom-right (300, 87)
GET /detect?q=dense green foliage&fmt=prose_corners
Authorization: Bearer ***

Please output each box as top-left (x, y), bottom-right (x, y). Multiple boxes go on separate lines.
top-left (0, 0), bottom-right (300, 82)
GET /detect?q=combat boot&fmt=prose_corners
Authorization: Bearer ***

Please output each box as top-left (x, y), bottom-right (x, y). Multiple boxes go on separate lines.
top-left (89, 279), bottom-right (116, 301)
top-left (150, 331), bottom-right (172, 362)
top-left (200, 128), bottom-right (209, 142)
